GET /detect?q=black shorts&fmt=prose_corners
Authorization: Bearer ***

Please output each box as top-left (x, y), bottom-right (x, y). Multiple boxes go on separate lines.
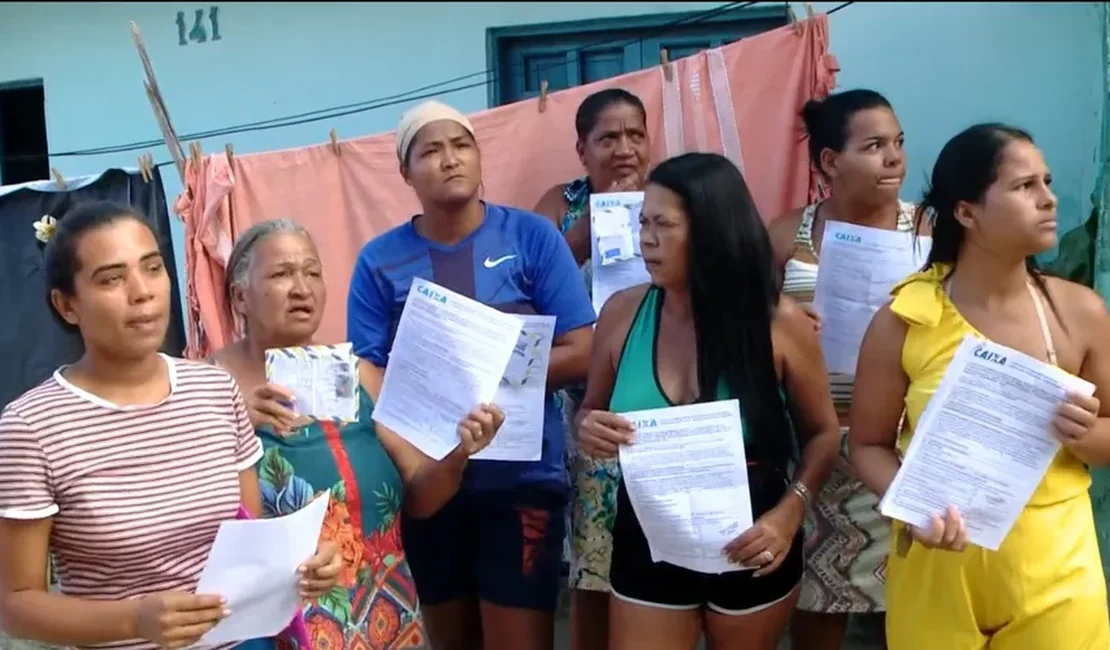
top-left (609, 475), bottom-right (804, 615)
top-left (401, 487), bottom-right (566, 612)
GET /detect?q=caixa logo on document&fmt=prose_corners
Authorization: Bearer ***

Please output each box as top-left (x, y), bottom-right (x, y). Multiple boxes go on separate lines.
top-left (417, 284), bottom-right (448, 304)
top-left (633, 418), bottom-right (657, 429)
top-left (834, 232), bottom-right (862, 244)
top-left (595, 197), bottom-right (624, 209)
top-left (972, 343), bottom-right (1007, 366)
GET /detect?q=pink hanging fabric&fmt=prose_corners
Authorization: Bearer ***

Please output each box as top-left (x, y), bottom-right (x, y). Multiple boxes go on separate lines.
top-left (177, 16), bottom-right (838, 356)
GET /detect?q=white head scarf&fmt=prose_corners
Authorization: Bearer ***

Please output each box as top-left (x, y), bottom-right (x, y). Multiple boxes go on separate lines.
top-left (395, 100), bottom-right (476, 163)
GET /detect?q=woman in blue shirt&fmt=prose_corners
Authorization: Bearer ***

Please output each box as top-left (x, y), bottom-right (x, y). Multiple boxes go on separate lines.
top-left (347, 100), bottom-right (596, 650)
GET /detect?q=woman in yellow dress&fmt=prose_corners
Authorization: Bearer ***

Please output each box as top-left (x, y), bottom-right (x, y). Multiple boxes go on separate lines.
top-left (848, 122), bottom-right (1110, 649)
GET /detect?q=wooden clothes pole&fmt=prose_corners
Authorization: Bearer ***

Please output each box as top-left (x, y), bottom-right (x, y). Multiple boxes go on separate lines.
top-left (130, 21), bottom-right (187, 182)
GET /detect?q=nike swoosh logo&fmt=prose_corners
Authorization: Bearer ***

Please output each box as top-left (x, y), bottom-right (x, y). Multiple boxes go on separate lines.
top-left (483, 254), bottom-right (517, 268)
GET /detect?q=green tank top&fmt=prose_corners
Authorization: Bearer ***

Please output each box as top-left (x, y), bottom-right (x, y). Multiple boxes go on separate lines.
top-left (609, 286), bottom-right (749, 444)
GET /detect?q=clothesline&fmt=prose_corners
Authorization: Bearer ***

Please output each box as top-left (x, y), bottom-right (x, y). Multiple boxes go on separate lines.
top-left (8, 1), bottom-right (751, 161)
top-left (3, 0), bottom-right (853, 163)
top-left (177, 11), bottom-right (837, 353)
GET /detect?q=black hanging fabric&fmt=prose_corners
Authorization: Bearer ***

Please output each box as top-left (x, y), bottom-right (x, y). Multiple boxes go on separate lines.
top-left (0, 167), bottom-right (187, 409)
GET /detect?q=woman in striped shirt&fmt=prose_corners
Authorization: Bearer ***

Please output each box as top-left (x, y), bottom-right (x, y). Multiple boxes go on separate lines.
top-left (767, 89), bottom-right (929, 650)
top-left (0, 201), bottom-right (341, 650)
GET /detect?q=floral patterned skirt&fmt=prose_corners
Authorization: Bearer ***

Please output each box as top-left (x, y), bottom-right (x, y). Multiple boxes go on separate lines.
top-left (568, 453), bottom-right (621, 591)
top-left (560, 386), bottom-right (621, 592)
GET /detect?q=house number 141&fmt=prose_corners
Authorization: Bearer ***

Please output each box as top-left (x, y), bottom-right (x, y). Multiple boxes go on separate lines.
top-left (176, 7), bottom-right (222, 46)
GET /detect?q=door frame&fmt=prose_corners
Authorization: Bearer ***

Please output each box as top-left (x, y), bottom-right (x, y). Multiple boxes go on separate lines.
top-left (485, 5), bottom-right (788, 107)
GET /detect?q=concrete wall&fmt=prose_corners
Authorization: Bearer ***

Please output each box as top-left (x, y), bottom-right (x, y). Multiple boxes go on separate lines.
top-left (0, 1), bottom-right (1101, 287)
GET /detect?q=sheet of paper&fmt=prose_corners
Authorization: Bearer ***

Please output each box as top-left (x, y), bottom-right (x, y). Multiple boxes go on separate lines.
top-left (812, 222), bottom-right (932, 375)
top-left (617, 400), bottom-right (754, 574)
top-left (472, 314), bottom-right (555, 462)
top-left (591, 192), bottom-right (650, 315)
top-left (196, 491), bottom-right (331, 645)
top-left (880, 335), bottom-right (1095, 550)
top-left (264, 343), bottom-right (359, 422)
top-left (372, 278), bottom-right (524, 460)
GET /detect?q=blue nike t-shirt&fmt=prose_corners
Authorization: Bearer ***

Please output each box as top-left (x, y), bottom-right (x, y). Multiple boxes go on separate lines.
top-left (347, 202), bottom-right (596, 494)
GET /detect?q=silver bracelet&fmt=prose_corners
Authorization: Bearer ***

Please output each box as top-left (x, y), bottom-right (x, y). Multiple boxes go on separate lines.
top-left (789, 481), bottom-right (812, 511)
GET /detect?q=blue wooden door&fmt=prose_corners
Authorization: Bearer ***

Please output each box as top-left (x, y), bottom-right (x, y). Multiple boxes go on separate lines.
top-left (492, 10), bottom-right (788, 106)
top-left (508, 42), bottom-right (642, 102)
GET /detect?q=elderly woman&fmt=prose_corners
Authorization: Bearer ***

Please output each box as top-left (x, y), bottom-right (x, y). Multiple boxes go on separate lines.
top-left (532, 88), bottom-right (651, 650)
top-left (347, 100), bottom-right (596, 650)
top-left (211, 218), bottom-right (505, 650)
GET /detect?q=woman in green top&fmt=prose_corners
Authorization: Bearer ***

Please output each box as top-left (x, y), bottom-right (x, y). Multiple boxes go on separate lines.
top-left (211, 219), bottom-right (504, 650)
top-left (576, 153), bottom-right (840, 650)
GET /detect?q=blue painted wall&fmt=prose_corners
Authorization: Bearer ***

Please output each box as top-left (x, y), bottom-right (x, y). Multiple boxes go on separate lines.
top-left (0, 1), bottom-right (1102, 303)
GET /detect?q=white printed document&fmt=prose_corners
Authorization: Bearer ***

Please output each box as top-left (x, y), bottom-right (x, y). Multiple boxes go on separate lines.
top-left (264, 343), bottom-right (359, 423)
top-left (880, 335), bottom-right (1095, 550)
top-left (812, 221), bottom-right (931, 375)
top-left (591, 192), bottom-right (650, 315)
top-left (618, 400), bottom-right (753, 574)
top-left (472, 314), bottom-right (556, 462)
top-left (372, 278), bottom-right (523, 460)
top-left (195, 492), bottom-right (331, 645)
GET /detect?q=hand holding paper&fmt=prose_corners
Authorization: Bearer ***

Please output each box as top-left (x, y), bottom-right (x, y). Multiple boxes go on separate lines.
top-left (245, 383), bottom-right (299, 434)
top-left (577, 409), bottom-right (636, 458)
top-left (904, 504), bottom-right (969, 552)
top-left (812, 222), bottom-right (931, 375)
top-left (264, 343), bottom-right (360, 423)
top-left (457, 403), bottom-right (507, 456)
top-left (722, 498), bottom-right (805, 576)
top-left (617, 400), bottom-right (754, 575)
top-left (590, 192), bottom-right (650, 315)
top-left (372, 278), bottom-right (523, 460)
top-left (132, 591), bottom-right (228, 650)
top-left (297, 539), bottom-right (344, 599)
top-left (1052, 392), bottom-right (1102, 446)
top-left (195, 492), bottom-right (332, 645)
top-left (879, 335), bottom-right (1096, 550)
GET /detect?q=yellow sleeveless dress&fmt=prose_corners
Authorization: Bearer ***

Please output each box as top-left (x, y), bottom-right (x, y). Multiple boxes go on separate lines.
top-left (886, 264), bottom-right (1109, 650)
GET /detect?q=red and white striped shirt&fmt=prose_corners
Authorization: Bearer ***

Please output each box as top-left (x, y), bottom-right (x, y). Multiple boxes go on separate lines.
top-left (0, 356), bottom-right (263, 650)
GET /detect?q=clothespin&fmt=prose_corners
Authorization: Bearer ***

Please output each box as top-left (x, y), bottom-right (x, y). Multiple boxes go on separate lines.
top-left (51, 167), bottom-right (66, 189)
top-left (189, 141), bottom-right (203, 169)
top-left (660, 49), bottom-right (673, 83)
top-left (137, 152), bottom-right (153, 183)
top-left (787, 3), bottom-right (802, 35)
top-left (537, 80), bottom-right (549, 113)
top-left (329, 128), bottom-right (341, 156)
top-left (224, 143), bottom-right (235, 168)
top-left (791, 3), bottom-right (813, 36)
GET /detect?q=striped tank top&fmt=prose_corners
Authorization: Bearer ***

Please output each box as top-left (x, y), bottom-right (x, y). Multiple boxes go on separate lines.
top-left (781, 201), bottom-right (916, 419)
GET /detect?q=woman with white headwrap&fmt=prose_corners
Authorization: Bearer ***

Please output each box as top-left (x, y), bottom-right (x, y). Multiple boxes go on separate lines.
top-left (347, 100), bottom-right (596, 650)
